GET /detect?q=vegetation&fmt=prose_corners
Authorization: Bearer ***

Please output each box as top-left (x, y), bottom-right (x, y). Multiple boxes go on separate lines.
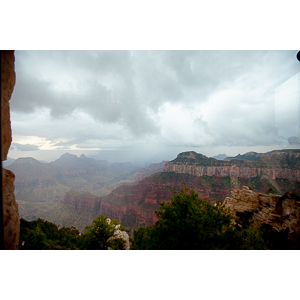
top-left (266, 187), bottom-right (275, 194)
top-left (19, 215), bottom-right (128, 250)
top-left (19, 218), bottom-right (81, 250)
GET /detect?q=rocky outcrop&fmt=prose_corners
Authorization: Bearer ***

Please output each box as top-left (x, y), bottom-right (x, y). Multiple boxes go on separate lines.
top-left (1, 50), bottom-right (19, 249)
top-left (223, 186), bottom-right (300, 237)
top-left (106, 218), bottom-right (130, 250)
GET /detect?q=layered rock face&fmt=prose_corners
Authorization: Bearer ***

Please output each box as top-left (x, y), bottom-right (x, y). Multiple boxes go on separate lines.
top-left (164, 150), bottom-right (300, 181)
top-left (1, 50), bottom-right (19, 249)
top-left (164, 163), bottom-right (300, 180)
top-left (223, 186), bottom-right (300, 237)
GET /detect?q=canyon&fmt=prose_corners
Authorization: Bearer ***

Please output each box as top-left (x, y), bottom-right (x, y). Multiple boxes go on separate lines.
top-left (11, 149), bottom-right (300, 235)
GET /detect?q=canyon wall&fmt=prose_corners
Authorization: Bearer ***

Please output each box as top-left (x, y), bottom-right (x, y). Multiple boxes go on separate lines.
top-left (43, 171), bottom-right (233, 234)
top-left (1, 50), bottom-right (19, 249)
top-left (164, 163), bottom-right (300, 181)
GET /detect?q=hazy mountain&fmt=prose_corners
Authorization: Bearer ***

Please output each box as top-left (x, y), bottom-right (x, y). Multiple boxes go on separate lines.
top-left (3, 157), bottom-right (15, 167)
top-left (6, 153), bottom-right (138, 219)
top-left (7, 153), bottom-right (167, 222)
top-left (212, 153), bottom-right (227, 160)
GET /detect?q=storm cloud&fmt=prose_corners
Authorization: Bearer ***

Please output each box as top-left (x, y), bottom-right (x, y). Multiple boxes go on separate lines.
top-left (9, 50), bottom-right (300, 165)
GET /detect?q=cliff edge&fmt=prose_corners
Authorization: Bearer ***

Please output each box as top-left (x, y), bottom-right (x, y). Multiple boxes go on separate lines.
top-left (223, 186), bottom-right (300, 241)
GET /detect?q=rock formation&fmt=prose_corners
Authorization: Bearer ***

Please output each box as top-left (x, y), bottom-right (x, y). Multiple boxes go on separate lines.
top-left (1, 50), bottom-right (19, 249)
top-left (106, 218), bottom-right (130, 250)
top-left (1, 51), bottom-right (14, 161)
top-left (223, 186), bottom-right (300, 238)
top-left (1, 50), bottom-right (20, 250)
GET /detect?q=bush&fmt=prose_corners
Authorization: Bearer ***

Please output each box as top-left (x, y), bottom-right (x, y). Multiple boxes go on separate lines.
top-left (19, 218), bottom-right (81, 250)
top-left (81, 215), bottom-right (127, 250)
top-left (266, 188), bottom-right (275, 194)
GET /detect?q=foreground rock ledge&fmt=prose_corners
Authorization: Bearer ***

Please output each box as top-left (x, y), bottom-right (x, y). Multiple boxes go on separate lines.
top-left (223, 186), bottom-right (300, 236)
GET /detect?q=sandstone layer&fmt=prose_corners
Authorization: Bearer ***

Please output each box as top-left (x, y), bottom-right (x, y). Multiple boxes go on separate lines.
top-left (164, 150), bottom-right (300, 181)
top-left (164, 163), bottom-right (300, 181)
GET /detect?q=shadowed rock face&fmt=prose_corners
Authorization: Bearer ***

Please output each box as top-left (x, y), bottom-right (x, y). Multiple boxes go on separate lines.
top-left (2, 169), bottom-right (19, 249)
top-left (1, 50), bottom-right (20, 249)
top-left (223, 186), bottom-right (300, 238)
top-left (1, 51), bottom-right (15, 161)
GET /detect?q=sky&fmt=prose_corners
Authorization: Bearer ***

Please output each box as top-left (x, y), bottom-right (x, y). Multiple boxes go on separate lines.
top-left (7, 50), bottom-right (300, 166)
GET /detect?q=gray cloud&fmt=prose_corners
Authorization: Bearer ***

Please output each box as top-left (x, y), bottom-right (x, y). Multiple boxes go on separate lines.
top-left (9, 50), bottom-right (300, 164)
top-left (12, 143), bottom-right (40, 151)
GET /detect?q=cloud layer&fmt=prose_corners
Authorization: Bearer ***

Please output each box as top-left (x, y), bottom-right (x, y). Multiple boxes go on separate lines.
top-left (9, 50), bottom-right (300, 164)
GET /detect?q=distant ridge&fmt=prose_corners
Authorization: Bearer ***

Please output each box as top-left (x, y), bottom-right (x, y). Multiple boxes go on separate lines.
top-left (212, 153), bottom-right (227, 160)
top-left (3, 157), bottom-right (15, 167)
